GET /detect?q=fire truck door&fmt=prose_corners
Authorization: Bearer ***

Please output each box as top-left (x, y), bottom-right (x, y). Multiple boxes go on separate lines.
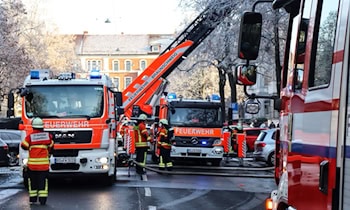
top-left (339, 12), bottom-right (350, 209)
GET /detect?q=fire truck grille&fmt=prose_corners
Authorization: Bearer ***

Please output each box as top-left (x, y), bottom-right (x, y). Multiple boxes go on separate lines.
top-left (174, 137), bottom-right (217, 147)
top-left (52, 149), bottom-right (79, 157)
top-left (51, 163), bottom-right (80, 170)
top-left (49, 130), bottom-right (92, 144)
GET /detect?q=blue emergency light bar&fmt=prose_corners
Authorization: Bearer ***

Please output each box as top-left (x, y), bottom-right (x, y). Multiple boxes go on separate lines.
top-left (167, 93), bottom-right (177, 99)
top-left (30, 69), bottom-right (52, 80)
top-left (90, 69), bottom-right (102, 79)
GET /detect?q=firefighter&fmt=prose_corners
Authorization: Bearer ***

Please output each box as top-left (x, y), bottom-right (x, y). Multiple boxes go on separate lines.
top-left (157, 119), bottom-right (173, 171)
top-left (20, 117), bottom-right (54, 205)
top-left (133, 114), bottom-right (151, 175)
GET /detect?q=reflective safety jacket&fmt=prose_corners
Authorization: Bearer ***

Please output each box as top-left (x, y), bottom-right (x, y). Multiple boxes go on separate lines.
top-left (133, 121), bottom-right (150, 148)
top-left (21, 130), bottom-right (54, 171)
top-left (157, 128), bottom-right (171, 149)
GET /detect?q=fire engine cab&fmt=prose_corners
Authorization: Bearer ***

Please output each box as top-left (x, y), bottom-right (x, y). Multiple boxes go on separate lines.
top-left (236, 0), bottom-right (350, 209)
top-left (9, 69), bottom-right (121, 186)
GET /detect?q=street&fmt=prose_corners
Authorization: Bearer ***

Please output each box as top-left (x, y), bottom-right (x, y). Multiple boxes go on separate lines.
top-left (0, 157), bottom-right (276, 210)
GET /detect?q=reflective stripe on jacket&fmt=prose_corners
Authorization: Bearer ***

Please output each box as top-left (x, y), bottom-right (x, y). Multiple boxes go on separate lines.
top-left (134, 122), bottom-right (149, 147)
top-left (21, 130), bottom-right (54, 171)
top-left (158, 128), bottom-right (171, 149)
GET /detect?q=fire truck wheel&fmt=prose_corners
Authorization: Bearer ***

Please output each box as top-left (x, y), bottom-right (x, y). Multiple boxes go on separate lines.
top-left (277, 202), bottom-right (289, 210)
top-left (104, 173), bottom-right (115, 186)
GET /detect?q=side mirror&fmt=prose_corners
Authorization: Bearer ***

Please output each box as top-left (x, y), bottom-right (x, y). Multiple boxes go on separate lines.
top-left (115, 92), bottom-right (123, 107)
top-left (238, 12), bottom-right (262, 60)
top-left (236, 64), bottom-right (257, 86)
top-left (245, 99), bottom-right (260, 114)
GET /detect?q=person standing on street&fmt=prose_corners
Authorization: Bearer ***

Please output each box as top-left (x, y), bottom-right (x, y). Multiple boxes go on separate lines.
top-left (157, 119), bottom-right (173, 171)
top-left (21, 117), bottom-right (54, 205)
top-left (134, 114), bottom-right (151, 175)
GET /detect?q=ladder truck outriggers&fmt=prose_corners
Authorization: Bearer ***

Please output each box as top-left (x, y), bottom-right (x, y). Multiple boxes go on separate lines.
top-left (8, 70), bottom-right (122, 186)
top-left (119, 3), bottom-right (237, 165)
top-left (236, 0), bottom-right (350, 209)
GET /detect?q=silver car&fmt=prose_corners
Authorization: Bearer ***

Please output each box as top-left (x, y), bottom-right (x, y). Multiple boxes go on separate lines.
top-left (0, 129), bottom-right (22, 166)
top-left (253, 128), bottom-right (278, 166)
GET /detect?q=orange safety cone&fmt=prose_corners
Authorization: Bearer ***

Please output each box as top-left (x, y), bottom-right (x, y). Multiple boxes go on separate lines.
top-left (221, 131), bottom-right (231, 153)
top-left (127, 129), bottom-right (135, 154)
top-left (237, 133), bottom-right (246, 158)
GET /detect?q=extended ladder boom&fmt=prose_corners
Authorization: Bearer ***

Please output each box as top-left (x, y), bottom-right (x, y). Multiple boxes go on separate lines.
top-left (122, 3), bottom-right (234, 118)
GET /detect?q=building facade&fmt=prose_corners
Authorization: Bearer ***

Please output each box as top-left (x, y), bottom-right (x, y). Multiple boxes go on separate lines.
top-left (74, 32), bottom-right (174, 91)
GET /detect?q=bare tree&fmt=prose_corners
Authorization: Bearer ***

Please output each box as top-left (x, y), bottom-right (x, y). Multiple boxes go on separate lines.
top-left (168, 0), bottom-right (288, 120)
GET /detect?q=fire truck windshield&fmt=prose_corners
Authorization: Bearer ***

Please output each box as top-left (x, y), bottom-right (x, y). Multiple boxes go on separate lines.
top-left (169, 107), bottom-right (222, 127)
top-left (24, 85), bottom-right (104, 118)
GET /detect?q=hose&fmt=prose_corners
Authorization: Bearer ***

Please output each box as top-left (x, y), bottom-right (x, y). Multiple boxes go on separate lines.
top-left (130, 160), bottom-right (274, 178)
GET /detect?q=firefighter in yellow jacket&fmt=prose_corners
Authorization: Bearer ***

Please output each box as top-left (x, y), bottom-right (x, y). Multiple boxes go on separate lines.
top-left (21, 117), bottom-right (54, 205)
top-left (134, 114), bottom-right (151, 175)
top-left (157, 119), bottom-right (173, 171)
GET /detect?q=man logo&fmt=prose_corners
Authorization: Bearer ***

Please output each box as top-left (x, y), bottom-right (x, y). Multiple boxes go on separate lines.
top-left (55, 133), bottom-right (75, 139)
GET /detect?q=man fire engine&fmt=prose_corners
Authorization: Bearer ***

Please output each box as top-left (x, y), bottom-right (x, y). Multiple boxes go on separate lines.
top-left (9, 69), bottom-right (121, 186)
top-left (236, 0), bottom-right (350, 209)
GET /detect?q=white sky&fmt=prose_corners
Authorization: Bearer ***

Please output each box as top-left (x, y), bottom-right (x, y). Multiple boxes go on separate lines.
top-left (24, 0), bottom-right (186, 35)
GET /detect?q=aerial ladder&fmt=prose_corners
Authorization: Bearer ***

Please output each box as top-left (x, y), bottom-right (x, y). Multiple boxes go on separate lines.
top-left (121, 3), bottom-right (235, 118)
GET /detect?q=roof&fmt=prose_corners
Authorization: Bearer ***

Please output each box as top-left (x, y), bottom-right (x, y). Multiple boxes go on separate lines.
top-left (74, 33), bottom-right (175, 55)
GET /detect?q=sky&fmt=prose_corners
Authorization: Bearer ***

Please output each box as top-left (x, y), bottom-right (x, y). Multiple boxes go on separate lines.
top-left (24, 0), bottom-right (187, 35)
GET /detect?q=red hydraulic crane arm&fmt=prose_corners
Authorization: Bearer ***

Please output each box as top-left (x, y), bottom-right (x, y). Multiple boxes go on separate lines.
top-left (122, 40), bottom-right (193, 118)
top-left (123, 78), bottom-right (168, 117)
top-left (121, 2), bottom-right (235, 118)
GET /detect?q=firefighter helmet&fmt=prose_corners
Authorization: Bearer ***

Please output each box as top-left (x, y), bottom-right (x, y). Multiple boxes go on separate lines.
top-left (159, 119), bottom-right (168, 125)
top-left (32, 117), bottom-right (44, 129)
top-left (138, 114), bottom-right (147, 121)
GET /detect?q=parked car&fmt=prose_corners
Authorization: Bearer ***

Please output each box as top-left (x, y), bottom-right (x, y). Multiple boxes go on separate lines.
top-left (244, 127), bottom-right (267, 152)
top-left (0, 129), bottom-right (22, 166)
top-left (0, 139), bottom-right (9, 166)
top-left (253, 128), bottom-right (278, 166)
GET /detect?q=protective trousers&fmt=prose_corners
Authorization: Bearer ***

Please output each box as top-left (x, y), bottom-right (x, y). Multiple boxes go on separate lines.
top-left (159, 147), bottom-right (173, 170)
top-left (28, 169), bottom-right (49, 204)
top-left (135, 147), bottom-right (148, 174)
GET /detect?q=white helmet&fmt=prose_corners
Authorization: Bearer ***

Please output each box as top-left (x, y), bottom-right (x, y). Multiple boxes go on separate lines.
top-left (138, 114), bottom-right (147, 121)
top-left (32, 117), bottom-right (44, 129)
top-left (159, 119), bottom-right (168, 125)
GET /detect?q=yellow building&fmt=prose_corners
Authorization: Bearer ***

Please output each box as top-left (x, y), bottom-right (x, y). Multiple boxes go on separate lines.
top-left (74, 32), bottom-right (174, 91)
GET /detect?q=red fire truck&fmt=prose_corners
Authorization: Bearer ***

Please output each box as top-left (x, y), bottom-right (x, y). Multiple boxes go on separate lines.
top-left (8, 70), bottom-right (121, 186)
top-left (236, 0), bottom-right (350, 209)
top-left (118, 4), bottom-right (236, 161)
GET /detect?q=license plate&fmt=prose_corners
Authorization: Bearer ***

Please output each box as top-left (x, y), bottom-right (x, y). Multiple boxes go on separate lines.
top-left (187, 149), bottom-right (201, 153)
top-left (55, 157), bottom-right (76, 164)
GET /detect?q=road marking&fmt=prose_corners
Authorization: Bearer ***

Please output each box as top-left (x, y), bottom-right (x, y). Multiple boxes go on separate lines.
top-left (141, 174), bottom-right (148, 181)
top-left (148, 206), bottom-right (157, 210)
top-left (145, 187), bottom-right (151, 197)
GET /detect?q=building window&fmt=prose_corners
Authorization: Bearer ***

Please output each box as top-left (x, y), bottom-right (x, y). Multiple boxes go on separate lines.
top-left (124, 77), bottom-right (132, 89)
top-left (87, 60), bottom-right (101, 71)
top-left (114, 77), bottom-right (120, 90)
top-left (113, 60), bottom-right (120, 71)
top-left (151, 45), bottom-right (160, 52)
top-left (125, 60), bottom-right (132, 71)
top-left (264, 100), bottom-right (270, 116)
top-left (140, 60), bottom-right (147, 70)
